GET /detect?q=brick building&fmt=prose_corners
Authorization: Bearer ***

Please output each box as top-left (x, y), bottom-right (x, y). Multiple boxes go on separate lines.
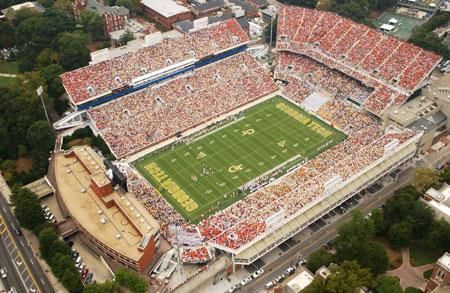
top-left (425, 252), bottom-right (450, 292)
top-left (140, 0), bottom-right (192, 29)
top-left (73, 0), bottom-right (130, 33)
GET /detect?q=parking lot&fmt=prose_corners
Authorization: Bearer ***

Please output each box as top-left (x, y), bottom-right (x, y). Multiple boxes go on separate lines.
top-left (70, 237), bottom-right (113, 284)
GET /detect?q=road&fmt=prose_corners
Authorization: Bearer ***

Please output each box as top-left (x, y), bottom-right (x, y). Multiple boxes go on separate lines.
top-left (0, 218), bottom-right (27, 293)
top-left (241, 166), bottom-right (416, 292)
top-left (0, 192), bottom-right (55, 293)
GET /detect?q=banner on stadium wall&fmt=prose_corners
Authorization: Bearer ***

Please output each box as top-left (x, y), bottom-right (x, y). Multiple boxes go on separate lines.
top-left (324, 175), bottom-right (343, 195)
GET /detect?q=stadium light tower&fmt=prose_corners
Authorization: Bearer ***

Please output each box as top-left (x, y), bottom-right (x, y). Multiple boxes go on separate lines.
top-left (37, 85), bottom-right (50, 125)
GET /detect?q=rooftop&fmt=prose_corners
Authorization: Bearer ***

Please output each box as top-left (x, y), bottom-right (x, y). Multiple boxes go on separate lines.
top-left (388, 96), bottom-right (440, 127)
top-left (24, 177), bottom-right (54, 199)
top-left (423, 184), bottom-right (450, 218)
top-left (286, 270), bottom-right (315, 292)
top-left (54, 146), bottom-right (159, 261)
top-left (140, 0), bottom-right (190, 17)
top-left (437, 252), bottom-right (450, 271)
top-left (1, 1), bottom-right (44, 14)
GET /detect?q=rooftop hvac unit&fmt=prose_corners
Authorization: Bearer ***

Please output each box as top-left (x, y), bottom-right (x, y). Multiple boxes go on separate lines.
top-left (116, 234), bottom-right (121, 239)
top-left (66, 169), bottom-right (71, 173)
top-left (100, 218), bottom-right (107, 224)
top-left (97, 210), bottom-right (103, 215)
top-left (81, 188), bottom-right (86, 193)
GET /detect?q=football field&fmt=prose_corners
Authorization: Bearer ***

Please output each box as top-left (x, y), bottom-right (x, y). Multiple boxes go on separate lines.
top-left (133, 96), bottom-right (346, 223)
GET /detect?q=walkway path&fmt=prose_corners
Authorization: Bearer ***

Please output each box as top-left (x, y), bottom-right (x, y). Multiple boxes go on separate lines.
top-left (0, 73), bottom-right (18, 77)
top-left (386, 247), bottom-right (434, 291)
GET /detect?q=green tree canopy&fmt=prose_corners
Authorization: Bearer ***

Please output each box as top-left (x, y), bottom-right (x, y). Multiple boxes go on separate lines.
top-left (374, 275), bottom-right (403, 293)
top-left (79, 10), bottom-right (105, 41)
top-left (306, 247), bottom-right (334, 273)
top-left (388, 221), bottom-right (413, 249)
top-left (114, 268), bottom-right (148, 293)
top-left (57, 31), bottom-right (90, 70)
top-left (0, 22), bottom-right (15, 49)
top-left (11, 187), bottom-right (45, 231)
top-left (335, 211), bottom-right (388, 275)
top-left (116, 0), bottom-right (135, 15)
top-left (26, 120), bottom-right (55, 155)
top-left (305, 261), bottom-right (375, 293)
top-left (414, 168), bottom-right (440, 192)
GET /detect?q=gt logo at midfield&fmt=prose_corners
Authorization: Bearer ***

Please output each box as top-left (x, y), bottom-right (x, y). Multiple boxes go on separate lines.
top-left (228, 164), bottom-right (243, 173)
top-left (241, 128), bottom-right (255, 136)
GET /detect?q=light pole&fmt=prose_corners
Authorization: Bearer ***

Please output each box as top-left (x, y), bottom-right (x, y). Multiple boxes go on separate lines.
top-left (37, 86), bottom-right (50, 125)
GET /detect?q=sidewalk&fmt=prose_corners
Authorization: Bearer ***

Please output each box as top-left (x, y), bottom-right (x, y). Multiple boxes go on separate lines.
top-left (386, 247), bottom-right (433, 291)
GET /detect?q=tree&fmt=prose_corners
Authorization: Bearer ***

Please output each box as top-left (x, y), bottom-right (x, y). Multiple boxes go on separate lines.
top-left (0, 22), bottom-right (15, 49)
top-left (116, 0), bottom-right (135, 15)
top-left (15, 9), bottom-right (74, 70)
top-left (426, 219), bottom-right (450, 254)
top-left (326, 261), bottom-right (375, 292)
top-left (11, 187), bottom-right (46, 231)
top-left (114, 268), bottom-right (148, 293)
top-left (406, 201), bottom-right (434, 239)
top-left (335, 211), bottom-right (388, 275)
top-left (388, 221), bottom-right (413, 249)
top-left (79, 10), bottom-right (105, 41)
top-left (84, 281), bottom-right (119, 293)
top-left (7, 7), bottom-right (38, 26)
top-left (374, 275), bottom-right (402, 293)
top-left (440, 167), bottom-right (450, 184)
top-left (35, 49), bottom-right (60, 69)
top-left (38, 227), bottom-right (59, 259)
top-left (371, 208), bottom-right (387, 236)
top-left (57, 31), bottom-right (90, 70)
top-left (307, 247), bottom-right (334, 273)
top-left (26, 120), bottom-right (55, 154)
top-left (414, 168), bottom-right (440, 192)
top-left (305, 261), bottom-right (375, 293)
top-left (118, 30), bottom-right (134, 45)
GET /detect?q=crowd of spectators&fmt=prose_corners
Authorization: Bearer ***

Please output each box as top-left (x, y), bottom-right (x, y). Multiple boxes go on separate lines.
top-left (180, 246), bottom-right (212, 264)
top-left (61, 19), bottom-right (249, 105)
top-left (88, 53), bottom-right (277, 158)
top-left (277, 52), bottom-right (372, 103)
top-left (276, 6), bottom-right (441, 112)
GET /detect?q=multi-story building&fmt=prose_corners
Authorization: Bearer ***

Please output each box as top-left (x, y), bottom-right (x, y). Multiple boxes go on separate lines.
top-left (73, 0), bottom-right (129, 34)
top-left (139, 0), bottom-right (192, 29)
top-left (425, 252), bottom-right (450, 292)
top-left (53, 146), bottom-right (160, 272)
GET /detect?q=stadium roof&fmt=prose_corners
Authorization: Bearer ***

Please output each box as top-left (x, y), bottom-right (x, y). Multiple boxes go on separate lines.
top-left (140, 0), bottom-right (190, 18)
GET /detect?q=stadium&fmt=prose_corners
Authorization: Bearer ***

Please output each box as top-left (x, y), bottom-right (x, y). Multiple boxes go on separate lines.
top-left (59, 7), bottom-right (440, 268)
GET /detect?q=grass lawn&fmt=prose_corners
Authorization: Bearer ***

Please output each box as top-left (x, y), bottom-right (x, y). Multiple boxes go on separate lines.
top-left (410, 242), bottom-right (441, 267)
top-left (423, 269), bottom-right (433, 279)
top-left (374, 12), bottom-right (423, 40)
top-left (405, 287), bottom-right (422, 293)
top-left (134, 96), bottom-right (346, 223)
top-left (375, 237), bottom-right (403, 270)
top-left (0, 76), bottom-right (15, 87)
top-left (0, 61), bottom-right (19, 74)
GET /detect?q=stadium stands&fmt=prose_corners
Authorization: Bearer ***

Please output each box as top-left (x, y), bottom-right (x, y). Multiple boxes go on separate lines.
top-left (88, 53), bottom-right (278, 158)
top-left (276, 6), bottom-right (441, 115)
top-left (61, 19), bottom-right (249, 107)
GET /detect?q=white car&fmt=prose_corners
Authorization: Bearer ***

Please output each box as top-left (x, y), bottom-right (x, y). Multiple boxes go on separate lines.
top-left (240, 275), bottom-right (253, 286)
top-left (227, 284), bottom-right (240, 293)
top-left (265, 280), bottom-right (276, 289)
top-left (0, 267), bottom-right (7, 278)
top-left (252, 268), bottom-right (264, 279)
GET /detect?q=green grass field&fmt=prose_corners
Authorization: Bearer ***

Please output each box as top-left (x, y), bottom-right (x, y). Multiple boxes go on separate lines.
top-left (374, 12), bottom-right (423, 40)
top-left (133, 96), bottom-right (346, 223)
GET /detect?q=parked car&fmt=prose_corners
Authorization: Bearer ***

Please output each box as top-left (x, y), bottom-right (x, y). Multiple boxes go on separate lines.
top-left (285, 266), bottom-right (296, 275)
top-left (252, 268), bottom-right (264, 279)
top-left (275, 274), bottom-right (286, 283)
top-left (265, 280), bottom-right (276, 289)
top-left (240, 275), bottom-right (253, 286)
top-left (228, 284), bottom-right (240, 293)
top-left (0, 267), bottom-right (7, 278)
